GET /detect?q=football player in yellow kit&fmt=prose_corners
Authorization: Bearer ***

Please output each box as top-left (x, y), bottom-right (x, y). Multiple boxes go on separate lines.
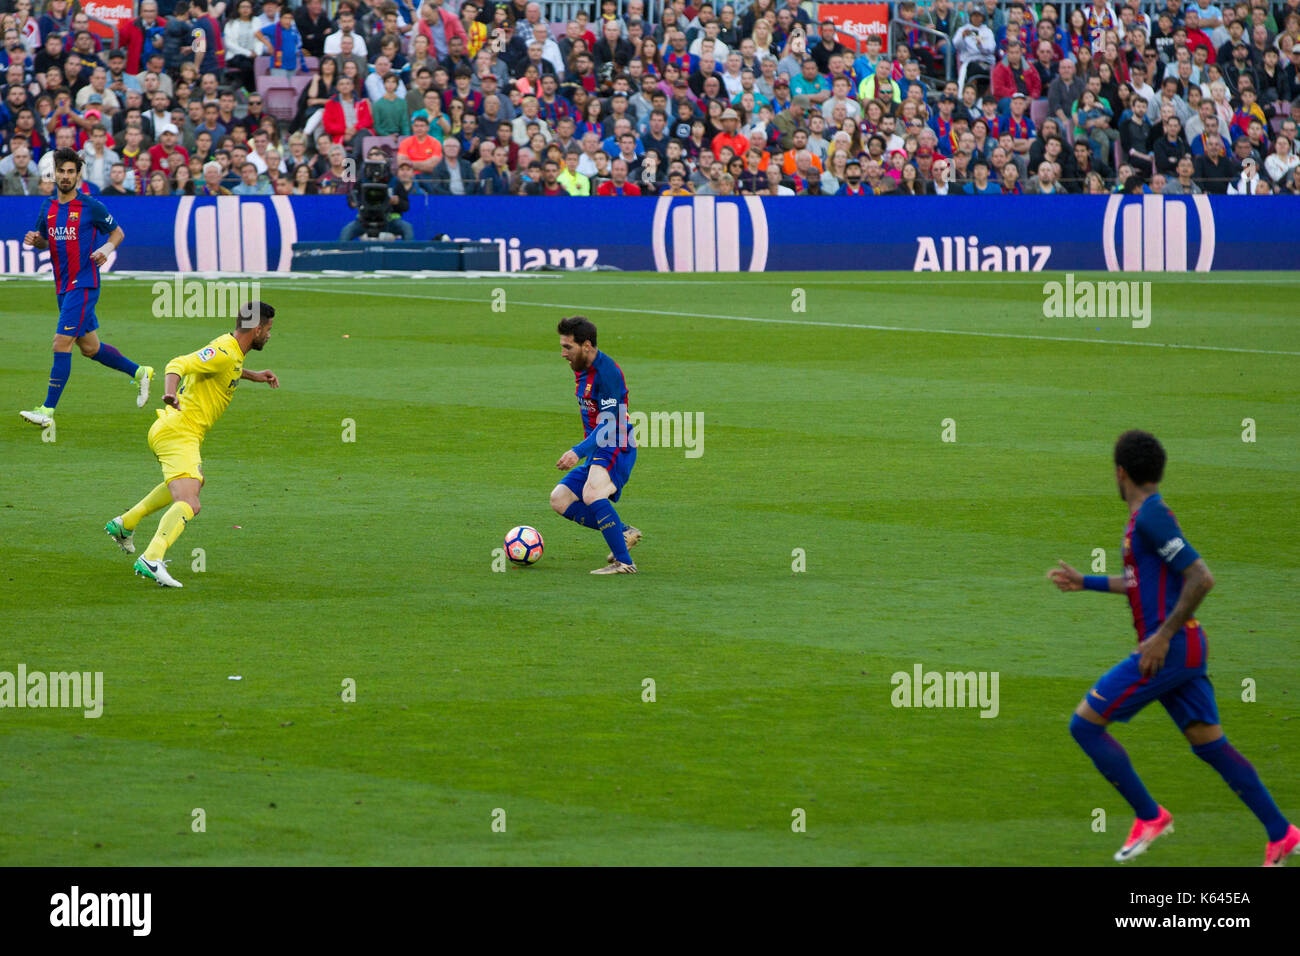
top-left (105, 301), bottom-right (279, 588)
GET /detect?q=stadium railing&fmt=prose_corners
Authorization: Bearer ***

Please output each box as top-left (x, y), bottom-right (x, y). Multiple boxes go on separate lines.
top-left (889, 17), bottom-right (955, 81)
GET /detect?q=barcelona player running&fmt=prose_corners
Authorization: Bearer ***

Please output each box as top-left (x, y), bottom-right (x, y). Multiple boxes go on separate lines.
top-left (105, 302), bottom-right (278, 588)
top-left (550, 316), bottom-right (641, 574)
top-left (1049, 430), bottom-right (1298, 865)
top-left (19, 147), bottom-right (152, 428)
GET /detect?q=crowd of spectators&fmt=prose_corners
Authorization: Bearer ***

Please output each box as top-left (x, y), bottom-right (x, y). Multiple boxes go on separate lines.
top-left (1, 0), bottom-right (1298, 199)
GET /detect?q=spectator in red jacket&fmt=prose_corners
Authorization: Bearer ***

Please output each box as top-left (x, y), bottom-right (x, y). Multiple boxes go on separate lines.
top-left (120, 0), bottom-right (168, 75)
top-left (147, 127), bottom-right (191, 175)
top-left (596, 157), bottom-right (642, 194)
top-left (322, 75), bottom-right (375, 155)
top-left (414, 0), bottom-right (469, 60)
top-left (1182, 9), bottom-right (1217, 64)
top-left (991, 40), bottom-right (1042, 110)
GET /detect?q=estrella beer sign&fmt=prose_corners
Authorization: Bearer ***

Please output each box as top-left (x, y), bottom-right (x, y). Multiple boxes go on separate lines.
top-left (81, 2), bottom-right (135, 43)
top-left (818, 3), bottom-right (890, 50)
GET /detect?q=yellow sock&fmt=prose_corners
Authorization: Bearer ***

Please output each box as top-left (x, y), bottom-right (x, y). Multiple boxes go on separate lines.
top-left (143, 501), bottom-right (194, 561)
top-left (122, 482), bottom-right (173, 532)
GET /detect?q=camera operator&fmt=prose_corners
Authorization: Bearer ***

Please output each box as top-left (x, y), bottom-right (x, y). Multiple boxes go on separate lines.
top-left (339, 146), bottom-right (415, 241)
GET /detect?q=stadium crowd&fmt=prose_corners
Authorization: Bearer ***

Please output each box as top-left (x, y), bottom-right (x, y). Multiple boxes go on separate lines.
top-left (1, 0), bottom-right (1299, 199)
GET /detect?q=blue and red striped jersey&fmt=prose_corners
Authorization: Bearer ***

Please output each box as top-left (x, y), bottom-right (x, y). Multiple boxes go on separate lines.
top-left (35, 195), bottom-right (116, 294)
top-left (571, 349), bottom-right (634, 460)
top-left (1122, 493), bottom-right (1203, 645)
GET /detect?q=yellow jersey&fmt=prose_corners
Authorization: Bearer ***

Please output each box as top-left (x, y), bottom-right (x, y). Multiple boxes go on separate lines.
top-left (157, 332), bottom-right (245, 439)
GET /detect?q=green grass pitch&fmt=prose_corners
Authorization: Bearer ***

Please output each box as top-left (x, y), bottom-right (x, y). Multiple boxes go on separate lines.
top-left (1, 271), bottom-right (1296, 866)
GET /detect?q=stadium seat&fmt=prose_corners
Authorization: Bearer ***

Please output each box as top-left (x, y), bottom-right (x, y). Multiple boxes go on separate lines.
top-left (303, 56), bottom-right (320, 72)
top-left (264, 87), bottom-right (301, 121)
top-left (255, 75), bottom-right (293, 98)
top-left (254, 56), bottom-right (271, 78)
top-left (1030, 98), bottom-right (1048, 131)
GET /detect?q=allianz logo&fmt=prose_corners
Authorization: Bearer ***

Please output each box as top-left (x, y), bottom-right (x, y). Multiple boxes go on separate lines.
top-left (449, 235), bottom-right (600, 271)
top-left (913, 236), bottom-right (1052, 272)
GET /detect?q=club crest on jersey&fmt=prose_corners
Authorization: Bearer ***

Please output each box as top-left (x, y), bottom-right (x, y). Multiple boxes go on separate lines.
top-left (583, 381), bottom-right (593, 397)
top-left (68, 210), bottom-right (80, 222)
top-left (198, 347), bottom-right (216, 362)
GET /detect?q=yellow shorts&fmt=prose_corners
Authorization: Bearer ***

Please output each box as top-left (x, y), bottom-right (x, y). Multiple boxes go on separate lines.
top-left (148, 415), bottom-right (205, 485)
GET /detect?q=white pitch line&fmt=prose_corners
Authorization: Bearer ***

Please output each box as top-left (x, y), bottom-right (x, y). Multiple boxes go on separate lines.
top-left (272, 284), bottom-right (1300, 358)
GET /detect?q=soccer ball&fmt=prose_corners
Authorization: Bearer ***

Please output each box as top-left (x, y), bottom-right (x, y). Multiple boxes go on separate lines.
top-left (504, 526), bottom-right (544, 566)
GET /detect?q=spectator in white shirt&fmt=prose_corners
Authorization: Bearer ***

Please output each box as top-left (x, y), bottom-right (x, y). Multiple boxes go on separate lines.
top-left (821, 75), bottom-right (861, 123)
top-left (147, 91), bottom-right (179, 137)
top-left (1264, 135), bottom-right (1299, 186)
top-left (530, 23), bottom-right (565, 77)
top-left (690, 22), bottom-right (729, 61)
top-left (77, 125), bottom-right (121, 189)
top-left (720, 52), bottom-right (745, 98)
top-left (365, 56), bottom-right (408, 101)
top-left (324, 9), bottom-right (369, 57)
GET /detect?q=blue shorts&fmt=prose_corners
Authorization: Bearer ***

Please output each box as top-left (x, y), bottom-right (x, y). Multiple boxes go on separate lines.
top-left (56, 287), bottom-right (99, 338)
top-left (560, 445), bottom-right (636, 503)
top-left (1087, 628), bottom-right (1219, 729)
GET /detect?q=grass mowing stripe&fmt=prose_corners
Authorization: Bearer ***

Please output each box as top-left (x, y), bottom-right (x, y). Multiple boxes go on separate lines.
top-left (268, 284), bottom-right (1300, 358)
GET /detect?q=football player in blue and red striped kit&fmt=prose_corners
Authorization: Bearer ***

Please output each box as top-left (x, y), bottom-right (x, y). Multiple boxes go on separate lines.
top-left (20, 147), bottom-right (152, 430)
top-left (550, 316), bottom-right (641, 574)
top-left (1049, 430), bottom-right (1298, 866)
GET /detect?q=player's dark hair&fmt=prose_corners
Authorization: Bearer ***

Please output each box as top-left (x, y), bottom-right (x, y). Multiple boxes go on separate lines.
top-left (1114, 430), bottom-right (1166, 485)
top-left (237, 300), bottom-right (275, 330)
top-left (52, 146), bottom-right (82, 173)
top-left (557, 315), bottom-right (597, 347)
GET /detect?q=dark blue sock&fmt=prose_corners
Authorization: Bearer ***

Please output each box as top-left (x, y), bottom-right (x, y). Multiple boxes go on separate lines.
top-left (44, 351), bottom-right (72, 409)
top-left (90, 342), bottom-right (139, 377)
top-left (1193, 737), bottom-right (1290, 841)
top-left (587, 497), bottom-right (632, 564)
top-left (1070, 714), bottom-right (1160, 820)
top-left (562, 501), bottom-right (594, 527)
